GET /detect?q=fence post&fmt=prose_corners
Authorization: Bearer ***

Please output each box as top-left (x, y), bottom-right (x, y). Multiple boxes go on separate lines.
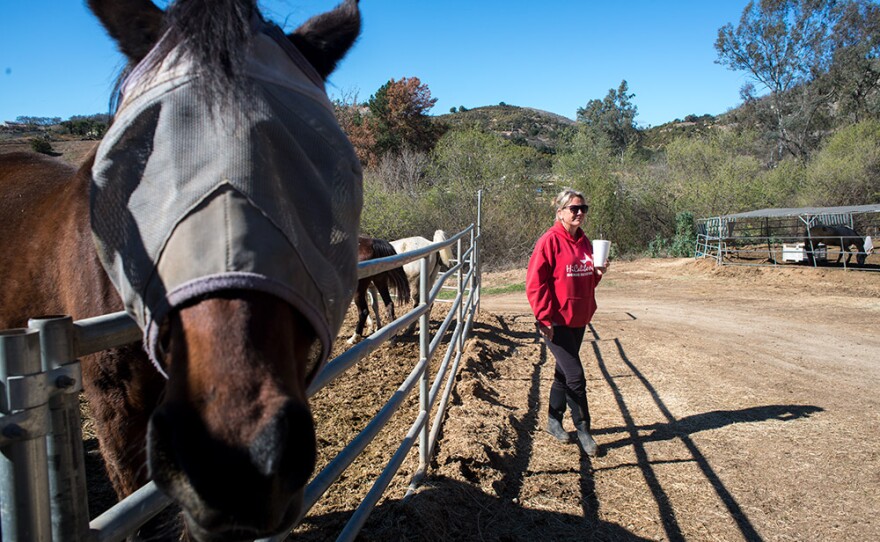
top-left (0, 328), bottom-right (52, 542)
top-left (475, 190), bottom-right (482, 312)
top-left (457, 237), bottom-right (464, 357)
top-left (417, 257), bottom-right (429, 474)
top-left (29, 316), bottom-right (90, 542)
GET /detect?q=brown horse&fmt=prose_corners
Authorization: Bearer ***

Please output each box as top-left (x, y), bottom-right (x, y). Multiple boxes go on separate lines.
top-left (0, 1), bottom-right (362, 540)
top-left (348, 236), bottom-right (411, 344)
top-left (806, 224), bottom-right (869, 266)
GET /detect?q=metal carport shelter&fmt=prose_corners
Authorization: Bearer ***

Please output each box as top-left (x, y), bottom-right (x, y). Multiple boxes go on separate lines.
top-left (695, 204), bottom-right (880, 271)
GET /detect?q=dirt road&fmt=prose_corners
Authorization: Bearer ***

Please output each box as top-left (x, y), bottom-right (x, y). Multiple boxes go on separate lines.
top-left (293, 257), bottom-right (880, 541)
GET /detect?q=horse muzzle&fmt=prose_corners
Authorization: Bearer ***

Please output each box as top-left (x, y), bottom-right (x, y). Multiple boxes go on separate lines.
top-left (147, 397), bottom-right (316, 541)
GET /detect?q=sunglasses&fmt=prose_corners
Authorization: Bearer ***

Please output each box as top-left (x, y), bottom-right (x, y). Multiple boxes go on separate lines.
top-left (564, 204), bottom-right (589, 215)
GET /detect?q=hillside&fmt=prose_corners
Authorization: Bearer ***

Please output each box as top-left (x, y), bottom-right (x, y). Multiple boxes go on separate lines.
top-left (639, 113), bottom-right (726, 151)
top-left (432, 103), bottom-right (744, 157)
top-left (435, 104), bottom-right (576, 154)
top-left (3, 101), bottom-right (742, 163)
top-left (0, 133), bottom-right (99, 167)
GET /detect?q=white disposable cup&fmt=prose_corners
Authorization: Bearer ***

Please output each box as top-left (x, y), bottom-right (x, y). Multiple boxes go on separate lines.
top-left (593, 240), bottom-right (611, 267)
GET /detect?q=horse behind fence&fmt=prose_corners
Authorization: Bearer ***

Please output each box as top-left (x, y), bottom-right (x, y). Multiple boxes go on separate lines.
top-left (806, 224), bottom-right (871, 266)
top-left (383, 229), bottom-right (455, 335)
top-left (349, 236), bottom-right (411, 343)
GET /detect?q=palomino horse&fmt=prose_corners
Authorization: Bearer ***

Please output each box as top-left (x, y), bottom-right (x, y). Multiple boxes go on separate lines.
top-left (0, 1), bottom-right (362, 540)
top-left (381, 229), bottom-right (454, 335)
top-left (393, 230), bottom-right (455, 302)
top-left (806, 224), bottom-right (871, 266)
top-left (348, 236), bottom-right (411, 344)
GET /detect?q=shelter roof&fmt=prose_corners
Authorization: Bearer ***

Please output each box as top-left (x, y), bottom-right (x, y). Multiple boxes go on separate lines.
top-left (705, 204), bottom-right (880, 221)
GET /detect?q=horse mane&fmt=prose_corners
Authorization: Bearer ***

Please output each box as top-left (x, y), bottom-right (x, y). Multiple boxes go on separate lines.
top-left (115, 0), bottom-right (258, 113)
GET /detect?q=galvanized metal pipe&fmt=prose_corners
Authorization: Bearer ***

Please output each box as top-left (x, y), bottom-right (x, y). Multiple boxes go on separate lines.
top-left (335, 411), bottom-right (427, 542)
top-left (89, 481), bottom-right (172, 542)
top-left (406, 305), bottom-right (476, 498)
top-left (29, 316), bottom-right (91, 542)
top-left (73, 312), bottom-right (140, 357)
top-left (307, 304), bottom-right (427, 395)
top-left (300, 357), bottom-right (428, 521)
top-left (0, 328), bottom-right (52, 542)
top-left (418, 256), bottom-right (430, 474)
top-left (457, 236), bottom-right (464, 357)
top-left (0, 222), bottom-right (482, 542)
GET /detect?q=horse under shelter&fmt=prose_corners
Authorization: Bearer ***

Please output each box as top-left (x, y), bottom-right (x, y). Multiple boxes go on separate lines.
top-left (695, 204), bottom-right (880, 272)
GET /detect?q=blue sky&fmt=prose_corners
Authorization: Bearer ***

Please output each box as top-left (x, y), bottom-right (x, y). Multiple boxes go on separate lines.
top-left (1, 1), bottom-right (753, 128)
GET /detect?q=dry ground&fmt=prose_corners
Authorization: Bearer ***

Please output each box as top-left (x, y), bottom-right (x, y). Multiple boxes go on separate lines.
top-left (0, 138), bottom-right (99, 167)
top-left (283, 258), bottom-right (880, 541)
top-left (74, 244), bottom-right (880, 540)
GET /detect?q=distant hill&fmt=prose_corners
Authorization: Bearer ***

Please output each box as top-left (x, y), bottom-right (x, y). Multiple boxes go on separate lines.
top-left (434, 103), bottom-right (741, 155)
top-left (435, 104), bottom-right (576, 154)
top-left (3, 103), bottom-right (739, 164)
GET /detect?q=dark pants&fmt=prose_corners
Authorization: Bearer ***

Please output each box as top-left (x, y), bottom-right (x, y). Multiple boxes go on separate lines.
top-left (545, 325), bottom-right (590, 430)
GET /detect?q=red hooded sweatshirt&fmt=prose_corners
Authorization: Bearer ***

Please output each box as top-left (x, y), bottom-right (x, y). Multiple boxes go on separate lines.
top-left (526, 222), bottom-right (602, 328)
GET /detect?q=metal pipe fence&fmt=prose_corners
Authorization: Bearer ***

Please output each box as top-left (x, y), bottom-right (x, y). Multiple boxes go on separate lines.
top-left (0, 212), bottom-right (482, 541)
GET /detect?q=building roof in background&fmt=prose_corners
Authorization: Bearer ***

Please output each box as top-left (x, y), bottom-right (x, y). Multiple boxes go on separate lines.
top-left (704, 204), bottom-right (880, 221)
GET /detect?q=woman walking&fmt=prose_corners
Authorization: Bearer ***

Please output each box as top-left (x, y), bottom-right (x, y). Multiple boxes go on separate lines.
top-left (526, 188), bottom-right (608, 456)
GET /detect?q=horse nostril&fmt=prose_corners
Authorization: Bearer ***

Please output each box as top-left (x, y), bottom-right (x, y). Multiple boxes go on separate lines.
top-left (249, 401), bottom-right (317, 489)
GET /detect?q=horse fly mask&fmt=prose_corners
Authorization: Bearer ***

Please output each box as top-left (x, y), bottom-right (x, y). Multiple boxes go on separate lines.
top-left (91, 21), bottom-right (363, 379)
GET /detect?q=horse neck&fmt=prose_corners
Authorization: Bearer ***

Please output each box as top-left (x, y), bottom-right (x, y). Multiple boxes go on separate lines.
top-left (59, 155), bottom-right (123, 319)
top-left (0, 151), bottom-right (119, 327)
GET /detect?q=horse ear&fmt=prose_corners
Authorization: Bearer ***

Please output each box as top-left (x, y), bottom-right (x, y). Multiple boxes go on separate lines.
top-left (89, 0), bottom-right (164, 63)
top-left (288, 0), bottom-right (360, 80)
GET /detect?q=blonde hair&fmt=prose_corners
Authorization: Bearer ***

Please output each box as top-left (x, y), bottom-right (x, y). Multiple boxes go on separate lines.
top-left (553, 188), bottom-right (585, 219)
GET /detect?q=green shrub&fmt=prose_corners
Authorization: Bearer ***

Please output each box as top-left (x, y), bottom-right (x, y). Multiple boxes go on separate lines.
top-left (669, 211), bottom-right (696, 257)
top-left (645, 212), bottom-right (695, 258)
top-left (30, 136), bottom-right (54, 155)
top-left (647, 235), bottom-right (669, 257)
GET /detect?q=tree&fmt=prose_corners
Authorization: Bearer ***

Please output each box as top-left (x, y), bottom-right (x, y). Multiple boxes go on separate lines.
top-left (828, 0), bottom-right (880, 123)
top-left (61, 114), bottom-right (109, 138)
top-left (575, 80), bottom-right (640, 155)
top-left (367, 77), bottom-right (443, 158)
top-left (665, 132), bottom-right (765, 218)
top-left (715, 0), bottom-right (880, 158)
top-left (430, 128), bottom-right (547, 264)
top-left (16, 116), bottom-right (61, 127)
top-left (374, 147), bottom-right (431, 197)
top-left (804, 119), bottom-right (880, 205)
top-left (333, 89), bottom-right (380, 167)
top-left (552, 128), bottom-right (646, 252)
